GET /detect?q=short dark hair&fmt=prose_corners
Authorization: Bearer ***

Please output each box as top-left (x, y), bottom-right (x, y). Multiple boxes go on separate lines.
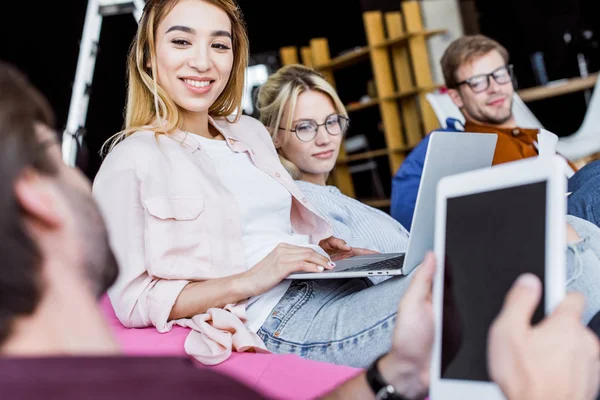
top-left (0, 61), bottom-right (58, 344)
top-left (441, 35), bottom-right (510, 89)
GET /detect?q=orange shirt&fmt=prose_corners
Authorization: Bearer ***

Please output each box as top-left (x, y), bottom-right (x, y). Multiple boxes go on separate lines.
top-left (463, 121), bottom-right (578, 171)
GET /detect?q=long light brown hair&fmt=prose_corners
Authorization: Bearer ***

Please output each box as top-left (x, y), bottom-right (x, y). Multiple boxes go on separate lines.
top-left (102, 0), bottom-right (249, 154)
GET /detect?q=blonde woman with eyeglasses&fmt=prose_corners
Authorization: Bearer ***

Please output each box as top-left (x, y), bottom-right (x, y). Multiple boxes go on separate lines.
top-left (257, 64), bottom-right (411, 281)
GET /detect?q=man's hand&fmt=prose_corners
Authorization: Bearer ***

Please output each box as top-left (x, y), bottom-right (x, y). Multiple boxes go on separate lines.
top-left (488, 273), bottom-right (600, 400)
top-left (318, 236), bottom-right (378, 261)
top-left (321, 253), bottom-right (436, 400)
top-left (378, 252), bottom-right (437, 399)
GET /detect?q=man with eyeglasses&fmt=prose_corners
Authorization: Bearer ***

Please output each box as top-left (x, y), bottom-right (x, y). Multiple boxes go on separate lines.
top-left (390, 34), bottom-right (577, 230)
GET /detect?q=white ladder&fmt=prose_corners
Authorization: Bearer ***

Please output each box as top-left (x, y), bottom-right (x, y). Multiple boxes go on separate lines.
top-left (62, 0), bottom-right (146, 166)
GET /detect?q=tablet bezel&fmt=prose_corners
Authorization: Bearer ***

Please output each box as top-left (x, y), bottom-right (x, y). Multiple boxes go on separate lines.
top-left (429, 155), bottom-right (567, 400)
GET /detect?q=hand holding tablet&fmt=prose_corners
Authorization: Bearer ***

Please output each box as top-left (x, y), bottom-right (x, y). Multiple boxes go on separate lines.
top-left (430, 155), bottom-right (568, 399)
top-left (488, 273), bottom-right (600, 400)
top-left (327, 156), bottom-right (599, 400)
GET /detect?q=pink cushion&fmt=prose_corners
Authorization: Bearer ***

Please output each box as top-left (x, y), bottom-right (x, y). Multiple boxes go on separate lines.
top-left (99, 295), bottom-right (361, 399)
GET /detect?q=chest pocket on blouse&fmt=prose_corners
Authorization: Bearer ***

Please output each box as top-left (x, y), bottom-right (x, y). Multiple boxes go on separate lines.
top-left (143, 196), bottom-right (212, 279)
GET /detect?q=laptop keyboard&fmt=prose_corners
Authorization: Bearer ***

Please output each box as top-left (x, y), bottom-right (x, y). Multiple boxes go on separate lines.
top-left (340, 254), bottom-right (406, 272)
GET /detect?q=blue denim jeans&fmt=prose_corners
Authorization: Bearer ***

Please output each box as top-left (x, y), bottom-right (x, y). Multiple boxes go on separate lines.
top-left (259, 216), bottom-right (600, 368)
top-left (568, 160), bottom-right (600, 228)
top-left (567, 215), bottom-right (600, 324)
top-left (258, 275), bottom-right (414, 368)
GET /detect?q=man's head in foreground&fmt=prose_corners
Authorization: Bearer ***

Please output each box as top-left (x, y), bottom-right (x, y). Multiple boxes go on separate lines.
top-left (0, 61), bottom-right (118, 353)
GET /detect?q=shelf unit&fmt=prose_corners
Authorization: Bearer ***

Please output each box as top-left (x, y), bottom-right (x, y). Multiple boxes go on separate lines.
top-left (279, 1), bottom-right (445, 206)
top-left (517, 72), bottom-right (598, 103)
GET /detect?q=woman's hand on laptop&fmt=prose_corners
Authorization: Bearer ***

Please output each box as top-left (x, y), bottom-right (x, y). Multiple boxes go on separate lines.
top-left (319, 236), bottom-right (379, 261)
top-left (243, 244), bottom-right (335, 297)
top-left (376, 252), bottom-right (437, 399)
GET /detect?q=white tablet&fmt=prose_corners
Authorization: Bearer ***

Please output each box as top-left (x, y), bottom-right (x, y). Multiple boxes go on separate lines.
top-left (430, 155), bottom-right (568, 400)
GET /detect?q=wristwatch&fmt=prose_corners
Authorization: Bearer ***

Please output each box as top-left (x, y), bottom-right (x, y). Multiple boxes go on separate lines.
top-left (366, 354), bottom-right (410, 400)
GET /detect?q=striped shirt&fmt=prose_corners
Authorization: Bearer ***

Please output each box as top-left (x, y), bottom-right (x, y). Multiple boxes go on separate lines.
top-left (296, 181), bottom-right (410, 253)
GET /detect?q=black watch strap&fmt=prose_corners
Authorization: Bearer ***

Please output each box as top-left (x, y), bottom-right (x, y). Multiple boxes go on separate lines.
top-left (366, 354), bottom-right (409, 400)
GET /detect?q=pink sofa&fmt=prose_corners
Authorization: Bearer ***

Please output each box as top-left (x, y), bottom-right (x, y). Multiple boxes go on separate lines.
top-left (99, 296), bottom-right (361, 399)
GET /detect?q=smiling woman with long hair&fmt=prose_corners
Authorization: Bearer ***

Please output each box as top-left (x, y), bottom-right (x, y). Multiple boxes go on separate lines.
top-left (93, 0), bottom-right (439, 369)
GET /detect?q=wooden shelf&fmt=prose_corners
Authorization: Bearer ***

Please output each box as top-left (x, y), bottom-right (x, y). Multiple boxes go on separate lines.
top-left (517, 73), bottom-right (598, 103)
top-left (372, 29), bottom-right (447, 48)
top-left (347, 84), bottom-right (442, 111)
top-left (382, 85), bottom-right (442, 102)
top-left (381, 89), bottom-right (418, 101)
top-left (420, 84), bottom-right (444, 92)
top-left (424, 28), bottom-right (448, 39)
top-left (373, 33), bottom-right (410, 48)
top-left (316, 29), bottom-right (447, 72)
top-left (361, 198), bottom-right (391, 208)
top-left (315, 46), bottom-right (370, 71)
top-left (346, 98), bottom-right (380, 112)
top-left (337, 146), bottom-right (413, 164)
top-left (342, 148), bottom-right (390, 163)
top-left (281, 3), bottom-right (443, 200)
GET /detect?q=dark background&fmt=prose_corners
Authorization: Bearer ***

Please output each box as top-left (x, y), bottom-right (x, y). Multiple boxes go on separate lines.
top-left (1, 0), bottom-right (598, 190)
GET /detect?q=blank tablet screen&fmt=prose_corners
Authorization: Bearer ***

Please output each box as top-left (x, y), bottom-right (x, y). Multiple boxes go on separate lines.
top-left (441, 181), bottom-right (547, 382)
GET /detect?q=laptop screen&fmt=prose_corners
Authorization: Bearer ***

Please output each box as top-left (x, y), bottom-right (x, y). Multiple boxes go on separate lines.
top-left (440, 181), bottom-right (547, 382)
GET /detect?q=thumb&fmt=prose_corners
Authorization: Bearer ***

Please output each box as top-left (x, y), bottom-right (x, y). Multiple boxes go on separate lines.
top-left (403, 252), bottom-right (436, 303)
top-left (332, 237), bottom-right (351, 250)
top-left (496, 273), bottom-right (542, 328)
top-left (320, 237), bottom-right (348, 250)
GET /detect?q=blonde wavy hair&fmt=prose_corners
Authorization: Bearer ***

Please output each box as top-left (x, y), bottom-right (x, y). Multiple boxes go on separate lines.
top-left (102, 0), bottom-right (249, 154)
top-left (256, 64), bottom-right (348, 179)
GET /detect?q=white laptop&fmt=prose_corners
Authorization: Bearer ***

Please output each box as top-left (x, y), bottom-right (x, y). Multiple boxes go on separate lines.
top-left (429, 155), bottom-right (567, 400)
top-left (286, 131), bottom-right (498, 280)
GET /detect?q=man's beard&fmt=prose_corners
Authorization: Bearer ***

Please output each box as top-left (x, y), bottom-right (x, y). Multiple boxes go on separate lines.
top-left (480, 108), bottom-right (513, 125)
top-left (464, 96), bottom-right (514, 126)
top-left (57, 181), bottom-right (119, 297)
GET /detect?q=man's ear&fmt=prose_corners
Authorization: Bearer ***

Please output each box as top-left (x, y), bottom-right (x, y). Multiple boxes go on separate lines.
top-left (447, 88), bottom-right (464, 109)
top-left (14, 168), bottom-right (63, 229)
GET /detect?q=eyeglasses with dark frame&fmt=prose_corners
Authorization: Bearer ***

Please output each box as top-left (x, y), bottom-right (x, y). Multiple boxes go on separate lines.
top-left (278, 114), bottom-right (349, 143)
top-left (455, 65), bottom-right (514, 93)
